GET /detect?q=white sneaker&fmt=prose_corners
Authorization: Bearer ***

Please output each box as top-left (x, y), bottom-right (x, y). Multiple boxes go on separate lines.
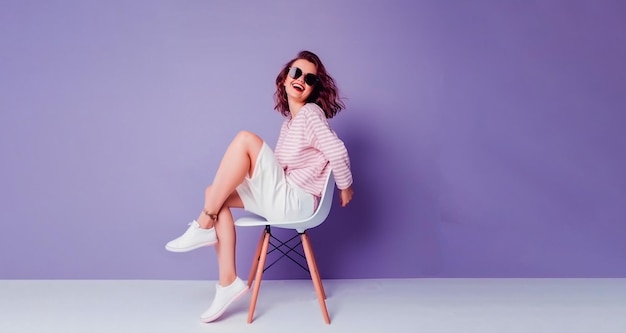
top-left (165, 220), bottom-right (217, 252)
top-left (200, 277), bottom-right (249, 323)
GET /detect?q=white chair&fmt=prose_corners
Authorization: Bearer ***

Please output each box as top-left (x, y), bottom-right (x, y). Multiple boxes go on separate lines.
top-left (234, 170), bottom-right (336, 324)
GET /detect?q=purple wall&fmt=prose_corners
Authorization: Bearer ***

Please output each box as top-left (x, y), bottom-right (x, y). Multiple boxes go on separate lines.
top-left (1, 0), bottom-right (624, 279)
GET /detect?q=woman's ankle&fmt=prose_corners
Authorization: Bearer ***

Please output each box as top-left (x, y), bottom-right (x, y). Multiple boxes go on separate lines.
top-left (196, 217), bottom-right (214, 229)
top-left (197, 209), bottom-right (218, 228)
top-left (219, 275), bottom-right (238, 287)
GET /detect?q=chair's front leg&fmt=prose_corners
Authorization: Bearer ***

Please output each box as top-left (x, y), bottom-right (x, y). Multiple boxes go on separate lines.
top-left (248, 228), bottom-right (271, 323)
top-left (247, 229), bottom-right (267, 287)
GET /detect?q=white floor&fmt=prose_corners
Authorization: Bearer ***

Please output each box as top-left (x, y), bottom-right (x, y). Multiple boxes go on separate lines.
top-left (1, 278), bottom-right (625, 333)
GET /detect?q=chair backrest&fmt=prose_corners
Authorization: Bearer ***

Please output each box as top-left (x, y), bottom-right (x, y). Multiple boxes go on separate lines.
top-left (273, 170), bottom-right (335, 232)
top-left (313, 170), bottom-right (335, 219)
top-left (313, 170), bottom-right (336, 224)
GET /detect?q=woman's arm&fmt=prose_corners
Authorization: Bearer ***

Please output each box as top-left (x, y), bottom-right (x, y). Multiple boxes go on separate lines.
top-left (303, 107), bottom-right (353, 191)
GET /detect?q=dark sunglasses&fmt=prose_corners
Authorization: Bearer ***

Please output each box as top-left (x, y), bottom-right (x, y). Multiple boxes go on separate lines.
top-left (288, 67), bottom-right (318, 86)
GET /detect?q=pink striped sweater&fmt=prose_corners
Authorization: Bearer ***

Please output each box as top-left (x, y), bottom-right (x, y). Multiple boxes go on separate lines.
top-left (275, 103), bottom-right (353, 199)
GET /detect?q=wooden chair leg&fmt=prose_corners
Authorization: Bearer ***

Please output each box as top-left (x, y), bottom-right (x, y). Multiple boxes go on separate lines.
top-left (305, 236), bottom-right (327, 300)
top-left (301, 233), bottom-right (331, 324)
top-left (247, 231), bottom-right (270, 324)
top-left (247, 230), bottom-right (266, 288)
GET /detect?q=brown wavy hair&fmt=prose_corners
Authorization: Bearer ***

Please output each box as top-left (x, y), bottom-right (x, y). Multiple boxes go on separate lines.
top-left (274, 50), bottom-right (345, 119)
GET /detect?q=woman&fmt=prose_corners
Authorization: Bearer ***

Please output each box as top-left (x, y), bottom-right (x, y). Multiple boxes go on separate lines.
top-left (166, 50), bottom-right (354, 322)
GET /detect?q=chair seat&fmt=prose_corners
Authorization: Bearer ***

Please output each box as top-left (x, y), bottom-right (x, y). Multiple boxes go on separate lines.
top-left (235, 216), bottom-right (318, 232)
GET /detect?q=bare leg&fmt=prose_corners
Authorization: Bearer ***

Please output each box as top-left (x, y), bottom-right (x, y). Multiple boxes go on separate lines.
top-left (196, 131), bottom-right (262, 229)
top-left (213, 191), bottom-right (245, 286)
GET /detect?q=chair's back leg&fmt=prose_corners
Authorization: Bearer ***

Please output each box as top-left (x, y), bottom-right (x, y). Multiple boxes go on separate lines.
top-left (304, 237), bottom-right (326, 300)
top-left (301, 233), bottom-right (331, 324)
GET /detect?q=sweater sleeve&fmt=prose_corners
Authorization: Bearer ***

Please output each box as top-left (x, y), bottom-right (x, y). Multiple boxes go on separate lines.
top-left (274, 120), bottom-right (288, 158)
top-left (303, 106), bottom-right (353, 190)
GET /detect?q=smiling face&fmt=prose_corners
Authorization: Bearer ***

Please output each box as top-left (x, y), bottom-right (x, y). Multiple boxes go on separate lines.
top-left (283, 58), bottom-right (318, 105)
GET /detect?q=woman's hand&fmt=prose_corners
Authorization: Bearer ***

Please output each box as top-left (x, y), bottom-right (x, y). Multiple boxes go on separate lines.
top-left (339, 186), bottom-right (354, 207)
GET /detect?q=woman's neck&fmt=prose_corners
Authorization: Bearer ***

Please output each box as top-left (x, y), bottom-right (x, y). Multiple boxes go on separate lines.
top-left (288, 100), bottom-right (306, 119)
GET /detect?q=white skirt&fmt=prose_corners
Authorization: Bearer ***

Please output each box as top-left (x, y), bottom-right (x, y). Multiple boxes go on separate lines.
top-left (236, 142), bottom-right (315, 221)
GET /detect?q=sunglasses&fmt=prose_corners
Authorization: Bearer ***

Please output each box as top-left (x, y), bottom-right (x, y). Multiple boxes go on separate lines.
top-left (288, 67), bottom-right (318, 86)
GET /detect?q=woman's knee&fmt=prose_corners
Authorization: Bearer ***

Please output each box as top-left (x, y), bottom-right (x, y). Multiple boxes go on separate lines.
top-left (234, 130), bottom-right (262, 147)
top-left (207, 185), bottom-right (243, 208)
